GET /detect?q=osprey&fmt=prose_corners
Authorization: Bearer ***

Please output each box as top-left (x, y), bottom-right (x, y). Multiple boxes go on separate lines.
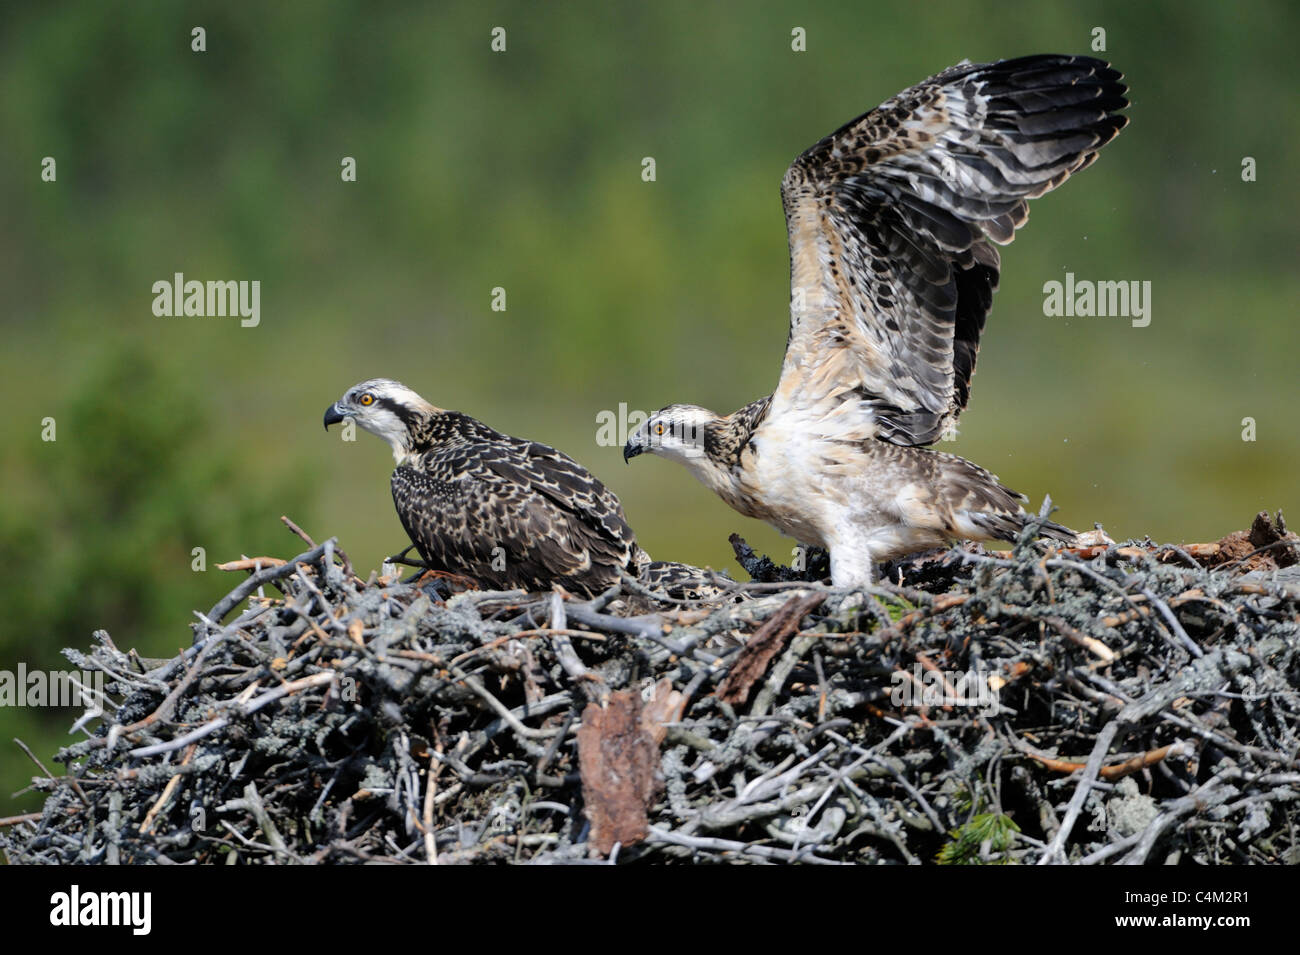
top-left (624, 54), bottom-right (1128, 588)
top-left (325, 378), bottom-right (707, 597)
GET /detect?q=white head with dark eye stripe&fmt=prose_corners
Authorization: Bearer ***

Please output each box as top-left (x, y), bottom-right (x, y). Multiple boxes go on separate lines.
top-left (624, 405), bottom-right (716, 465)
top-left (324, 378), bottom-right (438, 462)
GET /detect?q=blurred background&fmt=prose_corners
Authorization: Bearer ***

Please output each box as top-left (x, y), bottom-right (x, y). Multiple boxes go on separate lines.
top-left (1, 1), bottom-right (1296, 814)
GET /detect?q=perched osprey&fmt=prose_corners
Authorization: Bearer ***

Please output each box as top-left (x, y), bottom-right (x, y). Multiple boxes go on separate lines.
top-left (623, 54), bottom-right (1128, 588)
top-left (325, 378), bottom-right (702, 597)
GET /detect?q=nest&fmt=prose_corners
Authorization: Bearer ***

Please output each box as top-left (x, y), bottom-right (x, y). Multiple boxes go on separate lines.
top-left (5, 512), bottom-right (1300, 865)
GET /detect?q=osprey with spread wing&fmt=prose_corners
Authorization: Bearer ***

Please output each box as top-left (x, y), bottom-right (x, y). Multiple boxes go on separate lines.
top-left (623, 54), bottom-right (1129, 587)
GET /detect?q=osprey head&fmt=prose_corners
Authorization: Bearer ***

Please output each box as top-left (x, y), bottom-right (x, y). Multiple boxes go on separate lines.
top-left (623, 404), bottom-right (714, 466)
top-left (324, 378), bottom-right (438, 462)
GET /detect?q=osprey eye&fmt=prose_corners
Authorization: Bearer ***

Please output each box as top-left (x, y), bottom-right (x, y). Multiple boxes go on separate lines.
top-left (359, 393), bottom-right (375, 406)
top-left (654, 423), bottom-right (666, 436)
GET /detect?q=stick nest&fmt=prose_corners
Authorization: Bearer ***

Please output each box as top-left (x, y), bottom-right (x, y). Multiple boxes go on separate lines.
top-left (5, 512), bottom-right (1300, 865)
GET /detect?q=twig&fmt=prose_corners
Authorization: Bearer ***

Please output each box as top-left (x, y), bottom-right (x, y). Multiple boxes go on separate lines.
top-left (1037, 721), bottom-right (1118, 865)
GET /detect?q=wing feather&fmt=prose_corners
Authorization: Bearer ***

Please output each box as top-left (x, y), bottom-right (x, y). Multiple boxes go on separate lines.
top-left (392, 419), bottom-right (641, 595)
top-left (776, 54), bottom-right (1128, 446)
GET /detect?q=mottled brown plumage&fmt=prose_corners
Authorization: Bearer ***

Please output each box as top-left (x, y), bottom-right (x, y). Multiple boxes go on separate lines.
top-left (626, 55), bottom-right (1129, 587)
top-left (777, 53), bottom-right (1128, 446)
top-left (326, 379), bottom-right (718, 597)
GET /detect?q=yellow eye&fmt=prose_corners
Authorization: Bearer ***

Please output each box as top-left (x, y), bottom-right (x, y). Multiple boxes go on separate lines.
top-left (654, 423), bottom-right (666, 436)
top-left (359, 393), bottom-right (374, 406)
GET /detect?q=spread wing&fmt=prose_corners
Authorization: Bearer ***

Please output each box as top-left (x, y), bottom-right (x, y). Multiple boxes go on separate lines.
top-left (392, 432), bottom-right (641, 595)
top-left (775, 54), bottom-right (1128, 446)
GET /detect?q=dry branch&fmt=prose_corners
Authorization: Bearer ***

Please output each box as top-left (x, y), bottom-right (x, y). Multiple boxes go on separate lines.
top-left (6, 511), bottom-right (1300, 865)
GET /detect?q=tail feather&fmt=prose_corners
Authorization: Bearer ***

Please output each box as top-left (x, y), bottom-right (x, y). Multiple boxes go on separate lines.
top-left (968, 510), bottom-right (1076, 544)
top-left (933, 449), bottom-right (1076, 545)
top-left (640, 560), bottom-right (733, 600)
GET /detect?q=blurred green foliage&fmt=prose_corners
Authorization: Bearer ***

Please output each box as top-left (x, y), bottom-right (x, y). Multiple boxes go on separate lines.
top-left (0, 1), bottom-right (1296, 815)
top-left (1, 350), bottom-right (305, 660)
top-left (0, 350), bottom-right (309, 809)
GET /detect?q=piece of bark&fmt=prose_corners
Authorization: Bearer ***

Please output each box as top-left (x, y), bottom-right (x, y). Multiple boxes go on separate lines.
top-left (578, 685), bottom-right (673, 854)
top-left (716, 593), bottom-right (825, 706)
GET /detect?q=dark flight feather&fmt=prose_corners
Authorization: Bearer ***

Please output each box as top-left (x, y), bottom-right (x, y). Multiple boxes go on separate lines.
top-left (778, 54), bottom-right (1129, 446)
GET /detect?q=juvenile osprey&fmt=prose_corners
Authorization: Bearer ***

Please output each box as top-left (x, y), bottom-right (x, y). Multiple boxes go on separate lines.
top-left (624, 54), bottom-right (1128, 588)
top-left (326, 378), bottom-right (701, 597)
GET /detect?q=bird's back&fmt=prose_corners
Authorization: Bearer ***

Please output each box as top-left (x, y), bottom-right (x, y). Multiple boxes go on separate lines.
top-left (393, 411), bottom-right (642, 595)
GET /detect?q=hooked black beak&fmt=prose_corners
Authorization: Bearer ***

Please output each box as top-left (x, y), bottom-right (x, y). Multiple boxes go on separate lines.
top-left (622, 439), bottom-right (644, 464)
top-left (323, 404), bottom-right (346, 430)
